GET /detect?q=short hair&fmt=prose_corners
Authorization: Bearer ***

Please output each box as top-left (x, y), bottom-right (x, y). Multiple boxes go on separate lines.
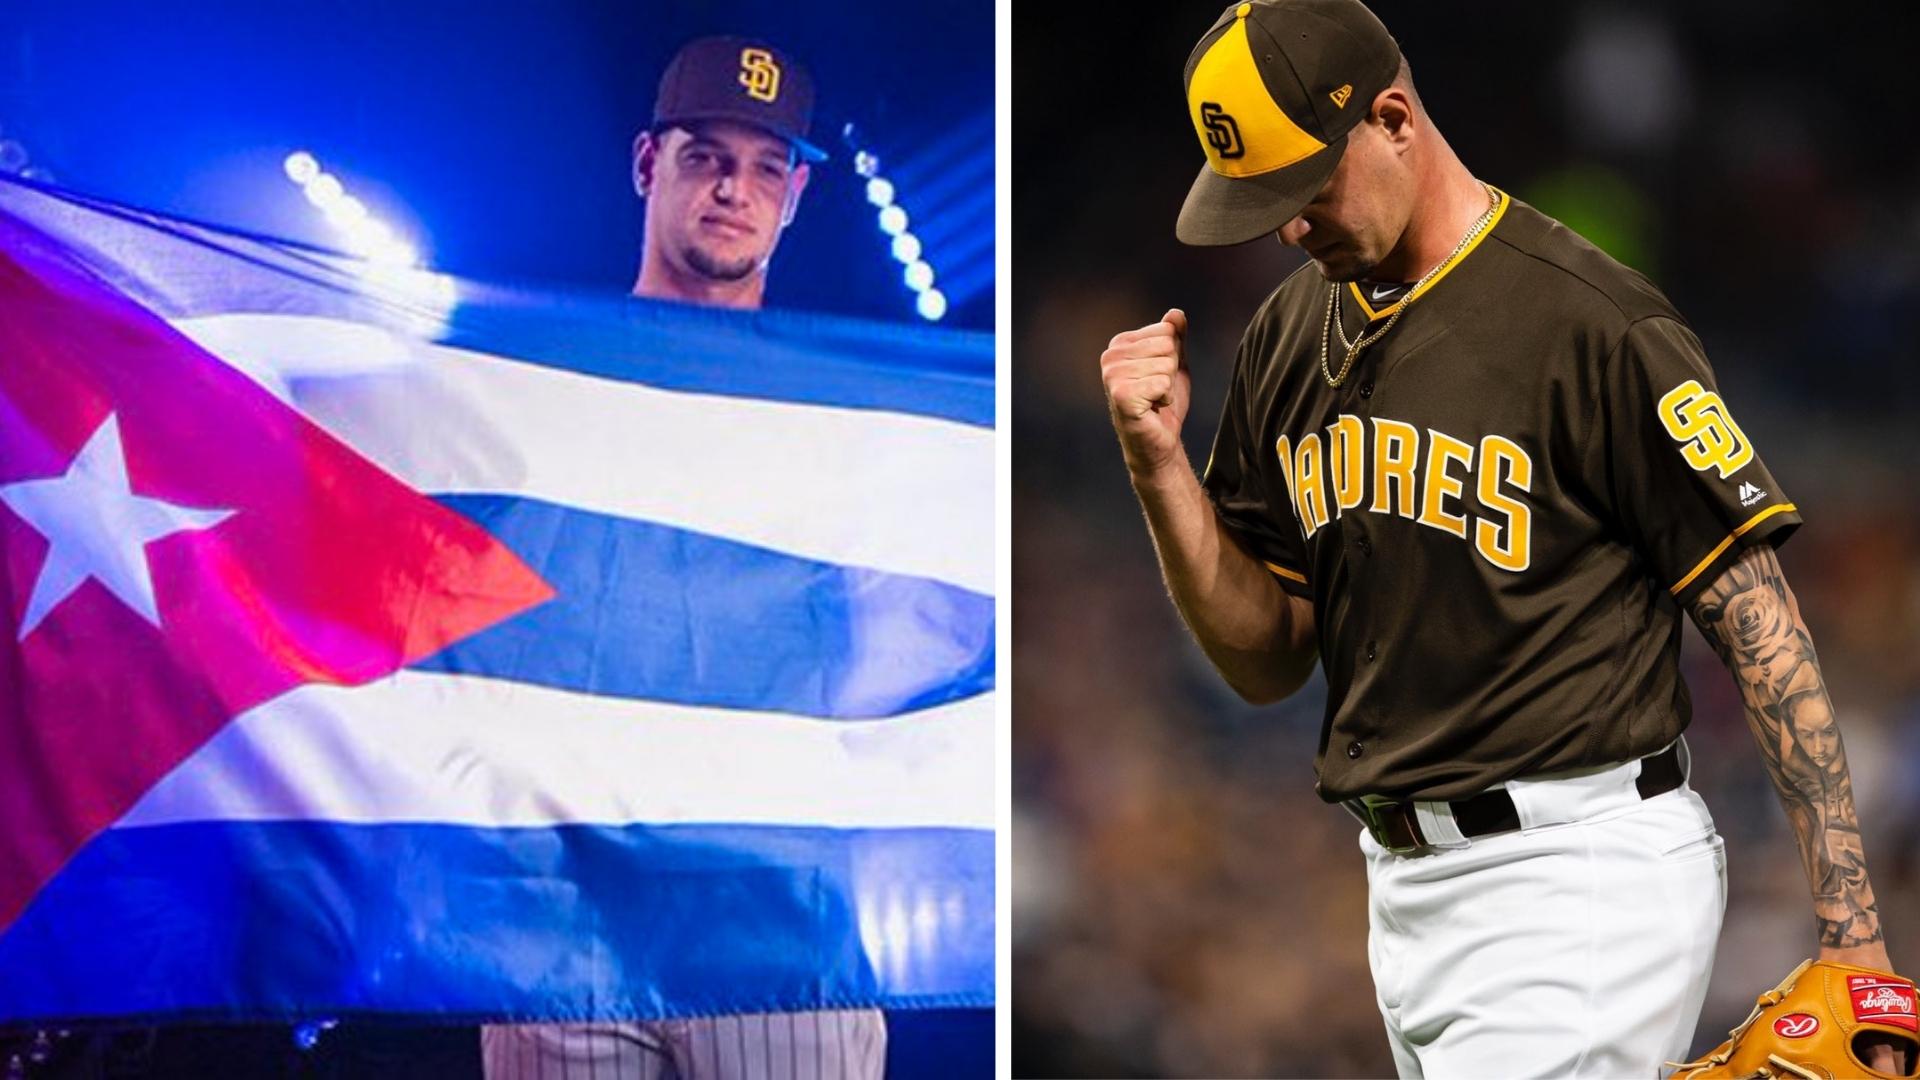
top-left (1392, 55), bottom-right (1424, 114)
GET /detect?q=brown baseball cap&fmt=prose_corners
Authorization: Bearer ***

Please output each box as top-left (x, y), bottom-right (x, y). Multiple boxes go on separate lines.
top-left (1176, 0), bottom-right (1401, 246)
top-left (654, 36), bottom-right (829, 162)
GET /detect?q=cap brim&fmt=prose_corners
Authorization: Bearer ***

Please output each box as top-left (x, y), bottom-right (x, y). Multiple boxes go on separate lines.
top-left (655, 112), bottom-right (829, 163)
top-left (1175, 133), bottom-right (1347, 247)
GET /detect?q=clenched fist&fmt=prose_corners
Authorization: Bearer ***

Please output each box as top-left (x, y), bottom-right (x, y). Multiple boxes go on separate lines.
top-left (1100, 308), bottom-right (1192, 477)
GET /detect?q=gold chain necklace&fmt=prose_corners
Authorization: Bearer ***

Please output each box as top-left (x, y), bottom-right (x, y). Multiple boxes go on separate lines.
top-left (1319, 182), bottom-right (1501, 388)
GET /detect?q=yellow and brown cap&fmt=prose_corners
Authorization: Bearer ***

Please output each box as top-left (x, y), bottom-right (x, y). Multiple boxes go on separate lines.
top-left (1177, 0), bottom-right (1400, 246)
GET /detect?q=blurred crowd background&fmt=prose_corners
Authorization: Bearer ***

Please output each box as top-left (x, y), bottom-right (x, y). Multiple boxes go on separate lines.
top-left (1014, 1), bottom-right (1920, 1076)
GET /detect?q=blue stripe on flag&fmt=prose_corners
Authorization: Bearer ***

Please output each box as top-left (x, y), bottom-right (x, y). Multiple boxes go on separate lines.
top-left (439, 288), bottom-right (994, 428)
top-left (0, 821), bottom-right (993, 1022)
top-left (415, 494), bottom-right (994, 719)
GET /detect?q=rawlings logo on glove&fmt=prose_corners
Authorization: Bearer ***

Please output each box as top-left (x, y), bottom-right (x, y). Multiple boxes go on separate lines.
top-left (1852, 978), bottom-right (1919, 1031)
top-left (1672, 960), bottom-right (1919, 1079)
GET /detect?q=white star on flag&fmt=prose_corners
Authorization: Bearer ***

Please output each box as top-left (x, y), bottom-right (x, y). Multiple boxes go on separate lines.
top-left (0, 413), bottom-right (234, 640)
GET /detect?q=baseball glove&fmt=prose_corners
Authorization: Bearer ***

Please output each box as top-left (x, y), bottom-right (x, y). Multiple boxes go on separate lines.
top-left (1670, 959), bottom-right (1918, 1079)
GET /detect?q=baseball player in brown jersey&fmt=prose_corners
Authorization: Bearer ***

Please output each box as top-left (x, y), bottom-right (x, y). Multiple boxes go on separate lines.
top-left (1098, 0), bottom-right (1909, 1074)
top-left (480, 36), bottom-right (884, 1080)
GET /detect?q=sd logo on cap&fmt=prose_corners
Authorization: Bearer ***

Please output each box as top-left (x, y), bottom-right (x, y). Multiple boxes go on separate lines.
top-left (1177, 0), bottom-right (1401, 245)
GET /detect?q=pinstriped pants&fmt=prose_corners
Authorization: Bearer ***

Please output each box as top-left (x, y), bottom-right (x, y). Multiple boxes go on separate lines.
top-left (479, 1011), bottom-right (887, 1080)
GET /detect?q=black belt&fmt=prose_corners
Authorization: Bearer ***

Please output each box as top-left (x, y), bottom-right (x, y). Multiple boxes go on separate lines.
top-left (1345, 743), bottom-right (1685, 855)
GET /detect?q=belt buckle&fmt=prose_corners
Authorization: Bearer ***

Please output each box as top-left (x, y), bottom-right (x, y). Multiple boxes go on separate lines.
top-left (1346, 795), bottom-right (1426, 854)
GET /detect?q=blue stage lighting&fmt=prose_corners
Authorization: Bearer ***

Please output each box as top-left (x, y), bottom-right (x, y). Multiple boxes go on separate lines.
top-left (304, 173), bottom-right (345, 209)
top-left (373, 240), bottom-right (417, 267)
top-left (904, 260), bottom-right (934, 292)
top-left (916, 289), bottom-right (947, 321)
top-left (866, 177), bottom-right (895, 208)
top-left (324, 194), bottom-right (369, 228)
top-left (878, 205), bottom-right (908, 236)
top-left (891, 232), bottom-right (922, 264)
top-left (283, 152), bottom-right (420, 269)
top-left (283, 151), bottom-right (319, 185)
top-left (855, 151), bottom-right (880, 179)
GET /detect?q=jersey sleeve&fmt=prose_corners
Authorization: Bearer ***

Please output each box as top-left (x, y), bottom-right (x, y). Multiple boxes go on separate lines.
top-left (1594, 316), bottom-right (1801, 606)
top-left (1199, 335), bottom-right (1313, 599)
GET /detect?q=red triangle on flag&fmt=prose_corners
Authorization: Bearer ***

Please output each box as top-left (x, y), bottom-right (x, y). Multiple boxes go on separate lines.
top-left (0, 209), bottom-right (555, 932)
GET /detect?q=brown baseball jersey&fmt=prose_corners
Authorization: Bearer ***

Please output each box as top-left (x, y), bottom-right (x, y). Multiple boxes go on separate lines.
top-left (1201, 188), bottom-right (1800, 802)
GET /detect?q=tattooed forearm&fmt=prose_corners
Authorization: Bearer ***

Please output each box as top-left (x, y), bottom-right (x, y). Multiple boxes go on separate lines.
top-left (1688, 544), bottom-right (1882, 950)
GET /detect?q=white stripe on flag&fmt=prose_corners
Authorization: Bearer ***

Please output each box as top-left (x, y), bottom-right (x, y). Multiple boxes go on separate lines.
top-left (118, 670), bottom-right (994, 830)
top-left (170, 314), bottom-right (994, 594)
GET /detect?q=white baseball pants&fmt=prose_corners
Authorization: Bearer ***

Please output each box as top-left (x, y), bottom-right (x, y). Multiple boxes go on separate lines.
top-left (480, 1011), bottom-right (887, 1080)
top-left (1361, 748), bottom-right (1726, 1078)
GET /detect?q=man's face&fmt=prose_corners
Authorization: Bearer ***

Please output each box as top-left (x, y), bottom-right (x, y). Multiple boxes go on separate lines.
top-left (637, 121), bottom-right (810, 284)
top-left (1275, 113), bottom-right (1416, 282)
top-left (1788, 694), bottom-right (1842, 771)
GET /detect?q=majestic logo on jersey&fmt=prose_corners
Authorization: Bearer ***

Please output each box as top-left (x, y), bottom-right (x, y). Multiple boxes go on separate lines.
top-left (1738, 481), bottom-right (1767, 507)
top-left (1199, 103), bottom-right (1244, 159)
top-left (1772, 1014), bottom-right (1819, 1039)
top-left (1657, 379), bottom-right (1753, 478)
top-left (1275, 415), bottom-right (1534, 572)
top-left (738, 48), bottom-right (782, 103)
top-left (1329, 84), bottom-right (1353, 108)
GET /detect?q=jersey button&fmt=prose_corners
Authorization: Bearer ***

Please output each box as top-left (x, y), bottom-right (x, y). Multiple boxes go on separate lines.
top-left (1358, 380), bottom-right (1375, 398)
top-left (1365, 641), bottom-right (1378, 662)
top-left (1357, 535), bottom-right (1372, 556)
top-left (1346, 740), bottom-right (1364, 759)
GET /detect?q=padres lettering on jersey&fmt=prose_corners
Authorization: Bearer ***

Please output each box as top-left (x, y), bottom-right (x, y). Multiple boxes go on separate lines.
top-left (1200, 194), bottom-right (1804, 803)
top-left (1275, 416), bottom-right (1534, 572)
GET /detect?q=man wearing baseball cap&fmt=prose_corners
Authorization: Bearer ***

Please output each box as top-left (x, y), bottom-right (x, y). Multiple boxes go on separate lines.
top-left (480, 35), bottom-right (887, 1080)
top-left (629, 34), bottom-right (826, 310)
top-left (1098, 0), bottom-right (1907, 1074)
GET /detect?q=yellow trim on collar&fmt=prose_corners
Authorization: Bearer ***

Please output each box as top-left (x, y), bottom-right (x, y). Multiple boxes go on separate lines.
top-left (1263, 561), bottom-right (1308, 585)
top-left (1668, 503), bottom-right (1799, 596)
top-left (1349, 187), bottom-right (1510, 323)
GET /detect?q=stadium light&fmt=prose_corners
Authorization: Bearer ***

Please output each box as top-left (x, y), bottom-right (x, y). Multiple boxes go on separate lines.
top-left (846, 129), bottom-right (951, 322)
top-left (282, 150), bottom-right (420, 269)
top-left (283, 151), bottom-right (319, 185)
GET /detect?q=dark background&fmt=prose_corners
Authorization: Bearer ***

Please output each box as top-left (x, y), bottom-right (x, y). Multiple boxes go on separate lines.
top-left (0, 0), bottom-right (992, 1075)
top-left (0, 0), bottom-right (993, 329)
top-left (1015, 1), bottom-right (1920, 1075)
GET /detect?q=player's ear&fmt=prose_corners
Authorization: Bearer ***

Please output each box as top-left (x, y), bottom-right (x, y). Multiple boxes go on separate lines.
top-left (633, 131), bottom-right (661, 200)
top-left (779, 162), bottom-right (812, 228)
top-left (1371, 88), bottom-right (1416, 150)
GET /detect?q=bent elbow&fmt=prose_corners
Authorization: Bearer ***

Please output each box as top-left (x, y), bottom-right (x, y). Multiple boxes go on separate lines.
top-left (1223, 670), bottom-right (1299, 707)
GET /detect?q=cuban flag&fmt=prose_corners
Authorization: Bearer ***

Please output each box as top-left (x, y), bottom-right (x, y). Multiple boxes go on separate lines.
top-left (0, 174), bottom-right (994, 1023)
